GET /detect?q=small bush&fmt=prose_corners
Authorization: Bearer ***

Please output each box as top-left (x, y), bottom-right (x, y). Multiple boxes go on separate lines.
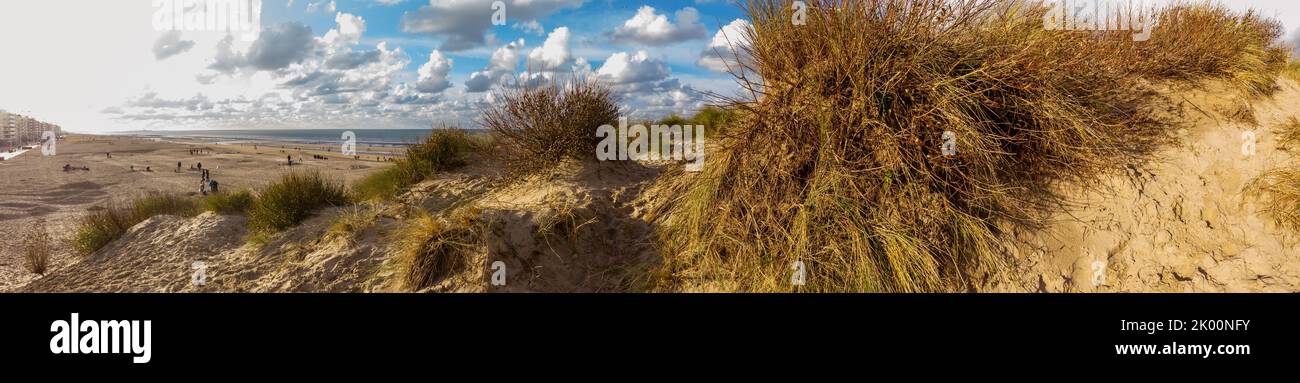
top-left (392, 206), bottom-right (483, 291)
top-left (202, 189), bottom-right (254, 214)
top-left (23, 219), bottom-right (52, 275)
top-left (71, 194), bottom-right (199, 256)
top-left (353, 128), bottom-right (476, 201)
top-left (479, 76), bottom-right (620, 176)
top-left (248, 171), bottom-right (349, 233)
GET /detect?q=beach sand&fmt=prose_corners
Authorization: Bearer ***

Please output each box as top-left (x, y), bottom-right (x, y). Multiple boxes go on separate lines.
top-left (0, 134), bottom-right (388, 290)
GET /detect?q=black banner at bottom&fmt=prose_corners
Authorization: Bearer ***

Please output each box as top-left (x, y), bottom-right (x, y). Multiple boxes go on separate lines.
top-left (0, 294), bottom-right (1291, 371)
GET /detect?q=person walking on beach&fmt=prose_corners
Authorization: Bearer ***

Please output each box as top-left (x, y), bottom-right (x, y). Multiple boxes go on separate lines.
top-left (287, 155), bottom-right (293, 166)
top-left (197, 162), bottom-right (203, 171)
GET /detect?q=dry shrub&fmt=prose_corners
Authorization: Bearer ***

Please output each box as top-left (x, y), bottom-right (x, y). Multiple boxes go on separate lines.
top-left (23, 219), bottom-right (52, 275)
top-left (392, 206), bottom-right (484, 291)
top-left (653, 0), bottom-right (1175, 292)
top-left (479, 77), bottom-right (620, 176)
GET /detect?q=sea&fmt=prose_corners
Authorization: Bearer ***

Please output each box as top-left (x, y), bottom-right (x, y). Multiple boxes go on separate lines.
top-left (111, 129), bottom-right (472, 148)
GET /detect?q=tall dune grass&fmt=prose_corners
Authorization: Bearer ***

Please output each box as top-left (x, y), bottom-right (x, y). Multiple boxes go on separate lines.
top-left (651, 0), bottom-right (1203, 292)
top-left (1286, 61), bottom-right (1300, 82)
top-left (248, 170), bottom-right (349, 233)
top-left (1122, 2), bottom-right (1290, 95)
top-left (352, 128), bottom-right (476, 201)
top-left (72, 194), bottom-right (200, 256)
top-left (202, 189), bottom-right (255, 214)
top-left (651, 0), bottom-right (1292, 292)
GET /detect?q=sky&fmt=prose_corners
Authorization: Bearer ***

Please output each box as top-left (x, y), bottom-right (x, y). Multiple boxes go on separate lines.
top-left (0, 0), bottom-right (1297, 133)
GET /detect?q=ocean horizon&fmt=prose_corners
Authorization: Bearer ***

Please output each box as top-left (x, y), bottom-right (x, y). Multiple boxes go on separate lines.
top-left (105, 128), bottom-right (482, 147)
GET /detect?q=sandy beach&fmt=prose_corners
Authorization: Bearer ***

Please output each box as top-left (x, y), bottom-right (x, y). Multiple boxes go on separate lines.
top-left (0, 134), bottom-right (389, 290)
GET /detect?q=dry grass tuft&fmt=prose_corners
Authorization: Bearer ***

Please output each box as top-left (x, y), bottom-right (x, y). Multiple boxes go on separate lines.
top-left (325, 204), bottom-right (381, 243)
top-left (392, 206), bottom-right (484, 291)
top-left (1219, 98), bottom-right (1258, 126)
top-left (535, 195), bottom-right (598, 255)
top-left (1248, 118), bottom-right (1300, 231)
top-left (23, 219), bottom-right (52, 275)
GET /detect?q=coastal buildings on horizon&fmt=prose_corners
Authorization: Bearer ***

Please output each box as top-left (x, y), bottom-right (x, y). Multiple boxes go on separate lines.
top-left (0, 109), bottom-right (61, 151)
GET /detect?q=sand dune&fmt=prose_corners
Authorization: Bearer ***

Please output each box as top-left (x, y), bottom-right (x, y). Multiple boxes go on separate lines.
top-left (0, 135), bottom-right (385, 290)
top-left (6, 79), bottom-right (1300, 293)
top-left (987, 80), bottom-right (1300, 292)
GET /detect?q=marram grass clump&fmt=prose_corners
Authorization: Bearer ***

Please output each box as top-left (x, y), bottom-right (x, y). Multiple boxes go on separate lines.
top-left (248, 170), bottom-right (349, 233)
top-left (352, 128), bottom-right (477, 202)
top-left (72, 194), bottom-right (199, 256)
top-left (1124, 3), bottom-right (1290, 95)
top-left (652, 0), bottom-right (1185, 292)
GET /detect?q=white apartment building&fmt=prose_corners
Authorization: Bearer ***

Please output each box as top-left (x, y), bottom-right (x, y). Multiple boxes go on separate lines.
top-left (0, 110), bottom-right (62, 149)
top-left (0, 110), bottom-right (17, 147)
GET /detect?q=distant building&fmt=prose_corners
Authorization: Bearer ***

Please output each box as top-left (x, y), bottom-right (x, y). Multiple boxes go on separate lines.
top-left (0, 110), bottom-right (62, 149)
top-left (0, 111), bottom-right (17, 148)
